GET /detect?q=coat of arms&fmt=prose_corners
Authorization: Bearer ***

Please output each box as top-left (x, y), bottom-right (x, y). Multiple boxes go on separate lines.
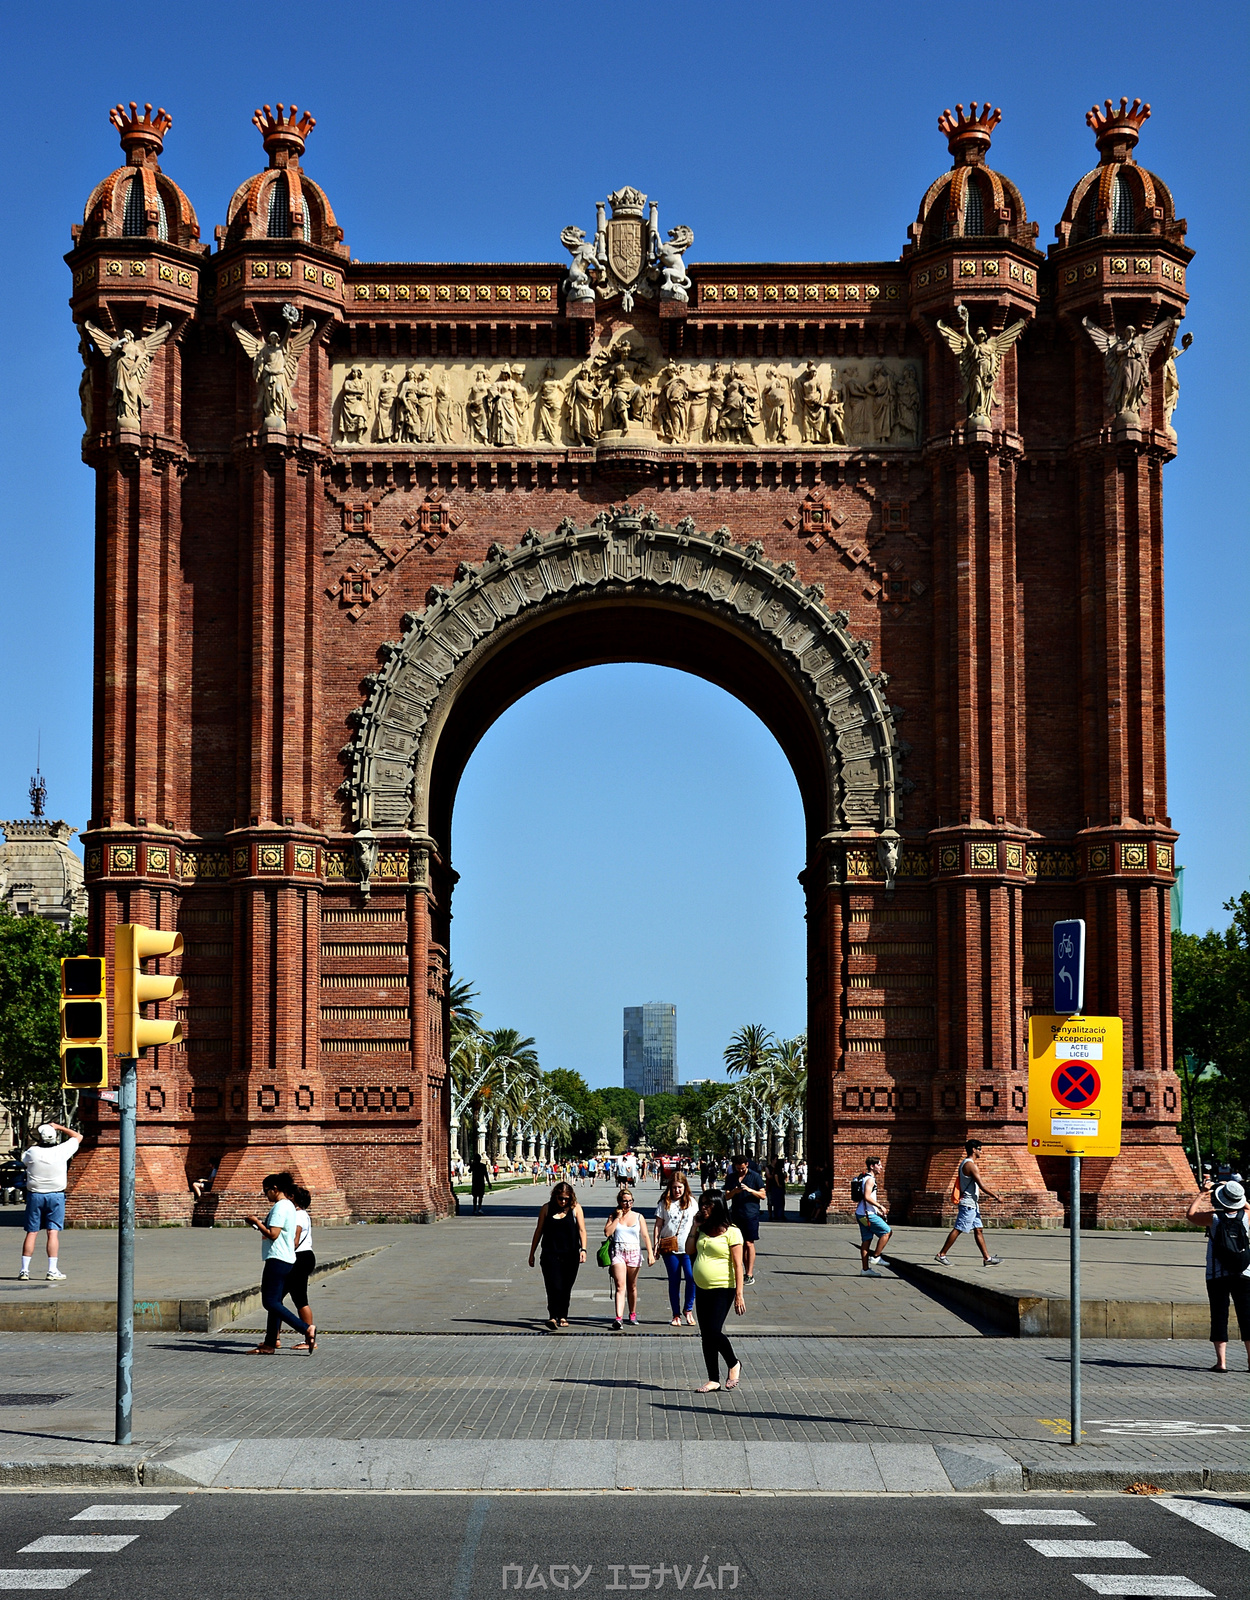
top-left (559, 187), bottom-right (695, 312)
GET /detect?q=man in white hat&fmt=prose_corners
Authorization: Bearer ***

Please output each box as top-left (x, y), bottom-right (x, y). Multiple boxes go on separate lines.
top-left (1186, 1172), bottom-right (1250, 1372)
top-left (19, 1123), bottom-right (81, 1281)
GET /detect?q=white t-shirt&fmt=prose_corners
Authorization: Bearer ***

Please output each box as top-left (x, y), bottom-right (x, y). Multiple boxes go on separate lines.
top-left (293, 1208), bottom-right (313, 1255)
top-left (655, 1197), bottom-right (698, 1250)
top-left (261, 1197), bottom-right (298, 1263)
top-left (855, 1172), bottom-right (882, 1219)
top-left (22, 1137), bottom-right (81, 1194)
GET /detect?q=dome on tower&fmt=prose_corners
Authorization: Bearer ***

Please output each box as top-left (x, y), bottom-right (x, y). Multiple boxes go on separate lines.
top-left (907, 102), bottom-right (1038, 254)
top-left (1054, 99), bottom-right (1185, 248)
top-left (74, 103), bottom-right (202, 250)
top-left (221, 104), bottom-right (345, 253)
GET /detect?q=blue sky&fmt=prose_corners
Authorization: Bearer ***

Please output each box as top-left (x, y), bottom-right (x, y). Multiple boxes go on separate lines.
top-left (1, 2), bottom-right (1245, 1086)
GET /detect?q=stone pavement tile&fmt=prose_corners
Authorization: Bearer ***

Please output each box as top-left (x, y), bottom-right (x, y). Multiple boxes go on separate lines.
top-left (617, 1442), bottom-right (682, 1488)
top-left (144, 1438), bottom-right (240, 1487)
top-left (683, 1441), bottom-right (748, 1489)
top-left (549, 1441), bottom-right (617, 1490)
top-left (745, 1441), bottom-right (818, 1490)
top-left (808, 1444), bottom-right (885, 1491)
top-left (213, 1438), bottom-right (302, 1488)
top-left (278, 1438), bottom-right (376, 1489)
top-left (869, 1444), bottom-right (950, 1490)
top-left (483, 1442), bottom-right (555, 1490)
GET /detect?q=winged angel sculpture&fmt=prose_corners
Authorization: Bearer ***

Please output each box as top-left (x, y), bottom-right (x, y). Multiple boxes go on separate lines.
top-left (231, 304), bottom-right (319, 427)
top-left (83, 321), bottom-right (173, 429)
top-left (936, 303), bottom-right (1028, 426)
top-left (1081, 315), bottom-right (1180, 424)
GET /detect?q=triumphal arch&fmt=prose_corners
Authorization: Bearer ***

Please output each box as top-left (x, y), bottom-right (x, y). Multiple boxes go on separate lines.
top-left (66, 97), bottom-right (1195, 1225)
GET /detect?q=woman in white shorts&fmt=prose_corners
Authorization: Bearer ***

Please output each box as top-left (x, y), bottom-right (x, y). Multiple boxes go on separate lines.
top-left (604, 1186), bottom-right (655, 1329)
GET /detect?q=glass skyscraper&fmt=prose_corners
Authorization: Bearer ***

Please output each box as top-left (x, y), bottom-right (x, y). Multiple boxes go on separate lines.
top-left (623, 1003), bottom-right (677, 1095)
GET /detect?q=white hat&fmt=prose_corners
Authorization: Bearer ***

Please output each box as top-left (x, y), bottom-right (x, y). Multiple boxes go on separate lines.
top-left (1214, 1178), bottom-right (1247, 1211)
top-left (36, 1124), bottom-right (59, 1146)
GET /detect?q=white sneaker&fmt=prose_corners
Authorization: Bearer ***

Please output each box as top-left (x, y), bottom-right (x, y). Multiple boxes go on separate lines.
top-left (17, 1270), bottom-right (28, 1280)
top-left (861, 1267), bottom-right (883, 1277)
top-left (983, 1255), bottom-right (1003, 1267)
top-left (46, 1268), bottom-right (66, 1281)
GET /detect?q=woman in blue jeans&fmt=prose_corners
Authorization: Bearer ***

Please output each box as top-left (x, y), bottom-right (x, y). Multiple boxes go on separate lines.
top-left (243, 1172), bottom-right (316, 1355)
top-left (654, 1170), bottom-right (699, 1326)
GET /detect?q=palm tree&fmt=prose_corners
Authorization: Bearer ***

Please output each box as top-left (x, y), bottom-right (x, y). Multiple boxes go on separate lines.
top-left (723, 1023), bottom-right (775, 1078)
top-left (447, 969), bottom-right (482, 1050)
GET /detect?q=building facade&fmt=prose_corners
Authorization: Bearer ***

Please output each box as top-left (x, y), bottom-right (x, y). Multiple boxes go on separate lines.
top-left (65, 97), bottom-right (1194, 1225)
top-left (623, 1004), bottom-right (677, 1096)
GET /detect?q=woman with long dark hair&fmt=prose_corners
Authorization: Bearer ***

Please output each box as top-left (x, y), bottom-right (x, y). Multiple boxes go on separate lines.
top-left (687, 1195), bottom-right (745, 1391)
top-left (528, 1181), bottom-right (588, 1328)
top-left (654, 1169), bottom-right (699, 1327)
top-left (242, 1172), bottom-right (316, 1355)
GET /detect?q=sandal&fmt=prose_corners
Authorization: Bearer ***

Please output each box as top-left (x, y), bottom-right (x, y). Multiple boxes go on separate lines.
top-left (726, 1364), bottom-right (742, 1390)
top-left (305, 1325), bottom-right (317, 1355)
top-left (696, 1381), bottom-right (721, 1393)
top-left (547, 1318), bottom-right (559, 1330)
top-left (670, 1317), bottom-right (682, 1326)
top-left (558, 1319), bottom-right (570, 1327)
top-left (246, 1344), bottom-right (277, 1355)
top-left (685, 1311), bottom-right (696, 1326)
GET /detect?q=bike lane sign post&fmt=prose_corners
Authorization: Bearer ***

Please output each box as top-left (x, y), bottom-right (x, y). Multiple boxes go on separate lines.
top-left (1028, 1012), bottom-right (1123, 1449)
top-left (1052, 918), bottom-right (1085, 1015)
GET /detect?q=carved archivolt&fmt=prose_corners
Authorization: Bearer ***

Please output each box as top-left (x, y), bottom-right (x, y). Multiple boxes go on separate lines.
top-left (340, 511), bottom-right (904, 841)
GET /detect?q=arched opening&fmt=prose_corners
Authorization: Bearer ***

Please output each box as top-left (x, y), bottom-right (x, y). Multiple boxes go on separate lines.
top-left (448, 663), bottom-right (807, 1090)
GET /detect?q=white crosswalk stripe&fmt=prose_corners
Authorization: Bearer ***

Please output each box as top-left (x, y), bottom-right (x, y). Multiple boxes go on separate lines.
top-left (1155, 1495), bottom-right (1250, 1552)
top-left (1072, 1578), bottom-right (1213, 1597)
top-left (983, 1509), bottom-right (1095, 1526)
top-left (0, 1575), bottom-right (91, 1591)
top-left (70, 1506), bottom-right (180, 1522)
top-left (1026, 1540), bottom-right (1149, 1559)
top-left (20, 1539), bottom-right (137, 1556)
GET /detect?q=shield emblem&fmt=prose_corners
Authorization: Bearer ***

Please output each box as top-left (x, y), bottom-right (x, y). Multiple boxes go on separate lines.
top-left (606, 217), bottom-right (645, 287)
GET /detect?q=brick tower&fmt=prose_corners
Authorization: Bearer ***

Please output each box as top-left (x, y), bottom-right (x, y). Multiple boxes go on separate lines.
top-left (65, 98), bottom-right (1195, 1226)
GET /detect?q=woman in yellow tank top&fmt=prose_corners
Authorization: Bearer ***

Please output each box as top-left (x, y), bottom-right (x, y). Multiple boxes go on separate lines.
top-left (687, 1196), bottom-right (746, 1392)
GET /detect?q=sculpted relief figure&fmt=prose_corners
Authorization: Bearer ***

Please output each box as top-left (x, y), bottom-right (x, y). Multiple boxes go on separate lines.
top-left (936, 303), bottom-right (1028, 427)
top-left (1082, 314), bottom-right (1180, 424)
top-left (490, 367), bottom-right (531, 448)
top-left (1162, 329), bottom-right (1192, 438)
top-left (656, 225), bottom-right (694, 303)
top-left (231, 304), bottom-right (318, 428)
top-left (562, 189), bottom-right (695, 312)
top-left (398, 367), bottom-right (436, 444)
top-left (718, 368), bottom-right (760, 444)
top-left (895, 365), bottom-right (921, 444)
top-left (338, 365), bottom-right (372, 444)
top-left (798, 361), bottom-right (843, 445)
top-left (655, 363), bottom-right (694, 443)
top-left (374, 367), bottom-right (400, 443)
top-left (435, 376), bottom-right (458, 444)
top-left (465, 367), bottom-right (492, 445)
top-left (567, 366), bottom-right (603, 445)
top-left (534, 365), bottom-right (564, 444)
top-left (83, 321), bottom-right (173, 430)
top-left (559, 226), bottom-right (598, 304)
top-left (760, 367), bottom-right (793, 444)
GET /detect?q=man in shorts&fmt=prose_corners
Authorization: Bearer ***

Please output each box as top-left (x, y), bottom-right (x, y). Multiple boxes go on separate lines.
top-left (935, 1139), bottom-right (1003, 1266)
top-left (20, 1123), bottom-right (81, 1281)
top-left (856, 1156), bottom-right (892, 1276)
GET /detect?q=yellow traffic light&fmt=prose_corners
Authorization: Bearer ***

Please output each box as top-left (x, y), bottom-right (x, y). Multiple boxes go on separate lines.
top-left (114, 924), bottom-right (184, 1058)
top-left (60, 955), bottom-right (109, 1088)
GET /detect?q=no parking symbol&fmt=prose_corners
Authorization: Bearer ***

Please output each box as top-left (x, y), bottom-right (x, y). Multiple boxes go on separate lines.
top-left (1027, 1015), bottom-right (1123, 1156)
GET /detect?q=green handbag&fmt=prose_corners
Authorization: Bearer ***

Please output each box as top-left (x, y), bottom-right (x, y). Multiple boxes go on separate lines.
top-left (596, 1235), bottom-right (613, 1269)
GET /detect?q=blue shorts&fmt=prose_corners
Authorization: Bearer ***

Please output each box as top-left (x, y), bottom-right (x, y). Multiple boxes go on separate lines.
top-left (955, 1199), bottom-right (983, 1233)
top-left (858, 1213), bottom-right (891, 1241)
top-left (25, 1192), bottom-right (65, 1233)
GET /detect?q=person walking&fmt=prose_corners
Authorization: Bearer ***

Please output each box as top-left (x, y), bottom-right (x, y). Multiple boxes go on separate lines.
top-left (1186, 1174), bottom-right (1250, 1372)
top-left (765, 1159), bottom-right (787, 1222)
top-left (527, 1180), bottom-right (587, 1328)
top-left (280, 1185), bottom-right (317, 1349)
top-left (655, 1169), bottom-right (699, 1326)
top-left (687, 1194), bottom-right (745, 1392)
top-left (604, 1186), bottom-right (654, 1329)
top-left (724, 1156), bottom-right (766, 1285)
top-left (243, 1172), bottom-right (316, 1355)
top-left (19, 1123), bottom-right (81, 1281)
top-left (469, 1156), bottom-right (492, 1215)
top-left (934, 1140), bottom-right (1003, 1266)
top-left (854, 1156), bottom-right (892, 1276)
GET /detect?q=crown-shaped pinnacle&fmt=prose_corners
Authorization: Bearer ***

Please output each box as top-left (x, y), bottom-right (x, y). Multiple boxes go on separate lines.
top-left (938, 102), bottom-right (1002, 165)
top-left (253, 103), bottom-right (316, 166)
top-left (109, 101), bottom-right (172, 162)
top-left (1086, 97), bottom-right (1151, 159)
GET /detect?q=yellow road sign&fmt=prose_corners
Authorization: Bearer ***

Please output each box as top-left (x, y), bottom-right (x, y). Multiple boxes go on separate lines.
top-left (1027, 1015), bottom-right (1123, 1158)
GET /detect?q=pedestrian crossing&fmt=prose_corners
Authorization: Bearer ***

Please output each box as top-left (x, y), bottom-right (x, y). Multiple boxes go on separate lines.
top-left (0, 1504), bottom-right (180, 1589)
top-left (982, 1498), bottom-right (1250, 1597)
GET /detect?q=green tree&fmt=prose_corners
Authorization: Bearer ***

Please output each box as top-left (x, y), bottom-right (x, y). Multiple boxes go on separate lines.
top-left (723, 1023), bottom-right (774, 1079)
top-left (0, 909), bottom-right (87, 1146)
top-left (1173, 891), bottom-right (1250, 1172)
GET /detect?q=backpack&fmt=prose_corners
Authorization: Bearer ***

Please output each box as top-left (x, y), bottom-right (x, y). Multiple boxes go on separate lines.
top-left (1211, 1212), bottom-right (1250, 1276)
top-left (850, 1174), bottom-right (867, 1204)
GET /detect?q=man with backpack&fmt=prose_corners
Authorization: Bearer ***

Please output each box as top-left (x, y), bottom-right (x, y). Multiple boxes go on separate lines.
top-left (853, 1156), bottom-right (891, 1276)
top-left (1186, 1173), bottom-right (1250, 1372)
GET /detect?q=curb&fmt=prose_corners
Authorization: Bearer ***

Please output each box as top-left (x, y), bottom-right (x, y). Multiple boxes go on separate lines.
top-left (884, 1256), bottom-right (1218, 1339)
top-left (0, 1248), bottom-right (383, 1334)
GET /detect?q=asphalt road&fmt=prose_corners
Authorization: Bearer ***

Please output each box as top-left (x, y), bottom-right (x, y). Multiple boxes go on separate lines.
top-left (0, 1490), bottom-right (1245, 1598)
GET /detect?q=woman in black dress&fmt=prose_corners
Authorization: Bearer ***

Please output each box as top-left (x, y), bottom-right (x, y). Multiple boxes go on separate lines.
top-left (527, 1181), bottom-right (587, 1328)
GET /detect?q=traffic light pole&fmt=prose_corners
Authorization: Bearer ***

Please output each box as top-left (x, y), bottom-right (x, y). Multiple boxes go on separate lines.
top-left (1070, 1153), bottom-right (1081, 1448)
top-left (115, 1056), bottom-right (137, 1446)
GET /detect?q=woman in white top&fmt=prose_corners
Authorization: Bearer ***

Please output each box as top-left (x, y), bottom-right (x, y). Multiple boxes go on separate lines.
top-left (655, 1170), bottom-right (699, 1326)
top-left (243, 1172), bottom-right (316, 1355)
top-left (604, 1186), bottom-right (654, 1329)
